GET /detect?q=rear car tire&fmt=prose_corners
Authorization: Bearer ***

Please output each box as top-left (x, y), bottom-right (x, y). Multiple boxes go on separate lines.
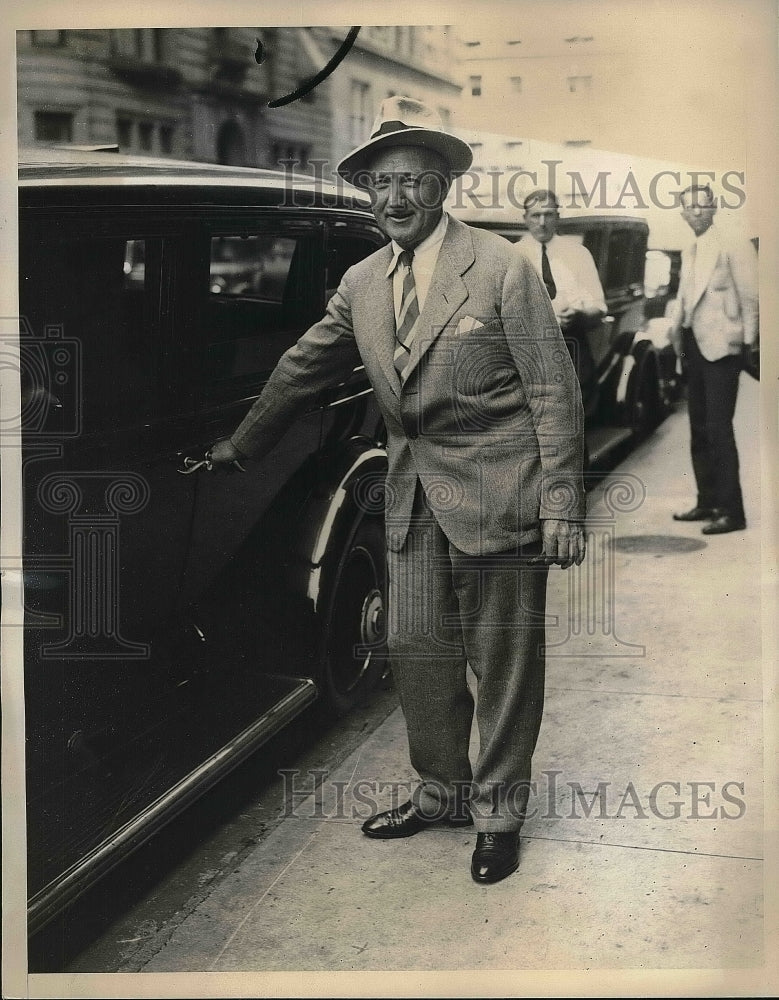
top-left (319, 516), bottom-right (388, 716)
top-left (631, 352), bottom-right (663, 438)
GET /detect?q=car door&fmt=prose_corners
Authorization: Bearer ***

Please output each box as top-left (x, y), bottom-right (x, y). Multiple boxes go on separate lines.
top-left (317, 218), bottom-right (387, 442)
top-left (173, 209), bottom-right (330, 669)
top-left (603, 223), bottom-right (649, 333)
top-left (20, 207), bottom-right (202, 902)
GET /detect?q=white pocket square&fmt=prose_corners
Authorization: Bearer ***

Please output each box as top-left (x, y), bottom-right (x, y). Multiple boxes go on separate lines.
top-left (454, 315), bottom-right (485, 336)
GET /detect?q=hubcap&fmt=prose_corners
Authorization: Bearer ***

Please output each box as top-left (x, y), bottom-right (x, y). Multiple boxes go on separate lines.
top-left (361, 588), bottom-right (385, 647)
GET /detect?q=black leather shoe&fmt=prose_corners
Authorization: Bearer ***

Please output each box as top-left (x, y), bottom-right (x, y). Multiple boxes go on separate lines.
top-left (470, 832), bottom-right (520, 884)
top-left (702, 515), bottom-right (746, 535)
top-left (673, 506), bottom-right (716, 521)
top-left (361, 799), bottom-right (473, 839)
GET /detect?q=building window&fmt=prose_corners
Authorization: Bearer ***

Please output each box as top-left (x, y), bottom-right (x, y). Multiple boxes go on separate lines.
top-left (117, 117), bottom-right (133, 150)
top-left (216, 121), bottom-right (246, 165)
top-left (567, 75), bottom-right (592, 93)
top-left (159, 125), bottom-right (174, 155)
top-left (269, 143), bottom-right (310, 171)
top-left (31, 30), bottom-right (64, 47)
top-left (110, 28), bottom-right (165, 63)
top-left (565, 35), bottom-right (594, 43)
top-left (509, 76), bottom-right (522, 93)
top-left (34, 110), bottom-right (73, 143)
top-left (350, 80), bottom-right (371, 145)
top-left (507, 39), bottom-right (522, 45)
top-left (117, 114), bottom-right (174, 156)
top-left (464, 40), bottom-right (481, 47)
top-left (152, 28), bottom-right (165, 62)
top-left (469, 75), bottom-right (482, 97)
top-left (565, 139), bottom-right (592, 147)
top-left (138, 121), bottom-right (154, 151)
top-left (468, 142), bottom-right (483, 171)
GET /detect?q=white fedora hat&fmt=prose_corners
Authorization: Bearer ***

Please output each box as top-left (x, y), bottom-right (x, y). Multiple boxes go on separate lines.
top-left (336, 95), bottom-right (473, 188)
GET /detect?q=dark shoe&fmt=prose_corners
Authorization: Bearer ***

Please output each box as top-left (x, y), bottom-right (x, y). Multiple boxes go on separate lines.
top-left (702, 515), bottom-right (746, 535)
top-left (470, 832), bottom-right (520, 884)
top-left (673, 506), bottom-right (716, 521)
top-left (361, 799), bottom-right (472, 839)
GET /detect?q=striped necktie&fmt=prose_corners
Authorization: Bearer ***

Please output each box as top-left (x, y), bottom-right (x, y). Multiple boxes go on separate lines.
top-left (393, 249), bottom-right (419, 380)
top-left (541, 242), bottom-right (557, 300)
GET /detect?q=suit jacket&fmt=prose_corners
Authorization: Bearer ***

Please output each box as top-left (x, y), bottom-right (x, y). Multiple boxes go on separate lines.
top-left (231, 215), bottom-right (586, 556)
top-left (670, 225), bottom-right (758, 362)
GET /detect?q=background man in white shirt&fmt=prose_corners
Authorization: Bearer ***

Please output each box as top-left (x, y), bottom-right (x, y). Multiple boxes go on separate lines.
top-left (668, 184), bottom-right (758, 534)
top-left (516, 189), bottom-right (607, 388)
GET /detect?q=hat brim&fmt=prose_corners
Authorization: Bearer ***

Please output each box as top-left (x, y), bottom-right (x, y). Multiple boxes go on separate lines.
top-left (336, 127), bottom-right (473, 188)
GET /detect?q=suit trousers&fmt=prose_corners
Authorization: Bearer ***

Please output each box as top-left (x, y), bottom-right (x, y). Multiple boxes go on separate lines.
top-left (682, 327), bottom-right (745, 520)
top-left (386, 480), bottom-right (549, 833)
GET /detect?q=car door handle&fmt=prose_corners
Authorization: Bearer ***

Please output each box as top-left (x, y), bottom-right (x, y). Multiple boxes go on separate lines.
top-left (177, 451), bottom-right (246, 475)
top-left (178, 455), bottom-right (213, 474)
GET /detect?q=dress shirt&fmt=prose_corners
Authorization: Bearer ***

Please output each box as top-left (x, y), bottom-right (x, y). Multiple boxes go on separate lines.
top-left (386, 212), bottom-right (449, 323)
top-left (683, 224), bottom-right (720, 326)
top-left (517, 233), bottom-right (607, 317)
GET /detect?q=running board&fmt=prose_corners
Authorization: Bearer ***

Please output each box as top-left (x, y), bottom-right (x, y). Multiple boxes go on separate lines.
top-left (586, 426), bottom-right (634, 467)
top-left (27, 676), bottom-right (317, 935)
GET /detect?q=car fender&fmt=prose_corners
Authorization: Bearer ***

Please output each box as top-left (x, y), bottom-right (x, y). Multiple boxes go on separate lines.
top-left (617, 338), bottom-right (661, 429)
top-left (602, 334), bottom-right (651, 420)
top-left (284, 437), bottom-right (388, 613)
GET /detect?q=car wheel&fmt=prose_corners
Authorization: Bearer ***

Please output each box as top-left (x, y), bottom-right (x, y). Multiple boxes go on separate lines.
top-left (632, 355), bottom-right (663, 438)
top-left (632, 362), bottom-right (661, 438)
top-left (319, 516), bottom-right (387, 716)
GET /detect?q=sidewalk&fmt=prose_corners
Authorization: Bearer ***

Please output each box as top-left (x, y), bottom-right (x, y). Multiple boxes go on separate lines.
top-left (139, 378), bottom-right (766, 982)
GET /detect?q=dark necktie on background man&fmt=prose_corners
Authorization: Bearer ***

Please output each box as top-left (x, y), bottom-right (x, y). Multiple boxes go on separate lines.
top-left (541, 243), bottom-right (556, 300)
top-left (393, 249), bottom-right (420, 379)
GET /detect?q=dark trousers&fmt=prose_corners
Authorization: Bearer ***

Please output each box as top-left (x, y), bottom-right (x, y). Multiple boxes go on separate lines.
top-left (682, 327), bottom-right (744, 520)
top-left (386, 482), bottom-right (549, 832)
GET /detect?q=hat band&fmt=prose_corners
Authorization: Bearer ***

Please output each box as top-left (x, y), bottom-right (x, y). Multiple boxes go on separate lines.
top-left (371, 120), bottom-right (425, 139)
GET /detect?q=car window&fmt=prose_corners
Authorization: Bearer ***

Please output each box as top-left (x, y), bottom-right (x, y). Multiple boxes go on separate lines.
top-left (209, 235), bottom-right (296, 301)
top-left (203, 230), bottom-right (323, 400)
top-left (325, 229), bottom-right (385, 301)
top-left (605, 228), bottom-right (645, 290)
top-left (19, 229), bottom-right (163, 433)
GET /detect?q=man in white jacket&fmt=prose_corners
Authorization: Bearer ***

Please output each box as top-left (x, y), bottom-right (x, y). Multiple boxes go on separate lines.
top-left (669, 184), bottom-right (759, 535)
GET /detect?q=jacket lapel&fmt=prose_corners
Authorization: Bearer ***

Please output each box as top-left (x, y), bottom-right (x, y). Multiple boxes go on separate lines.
top-left (401, 218), bottom-right (473, 386)
top-left (363, 245), bottom-right (402, 397)
top-left (689, 230), bottom-right (722, 310)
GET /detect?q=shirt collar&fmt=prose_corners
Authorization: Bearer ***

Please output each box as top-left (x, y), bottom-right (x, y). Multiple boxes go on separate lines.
top-left (523, 233), bottom-right (559, 254)
top-left (695, 223), bottom-right (719, 249)
top-left (385, 211), bottom-right (449, 277)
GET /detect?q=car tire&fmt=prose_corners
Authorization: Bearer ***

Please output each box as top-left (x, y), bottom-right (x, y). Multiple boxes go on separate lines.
top-left (318, 515), bottom-right (388, 717)
top-left (631, 353), bottom-right (663, 438)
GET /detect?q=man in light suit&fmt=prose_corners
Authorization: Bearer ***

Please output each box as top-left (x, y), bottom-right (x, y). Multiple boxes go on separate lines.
top-left (211, 97), bottom-right (586, 883)
top-left (670, 184), bottom-right (759, 534)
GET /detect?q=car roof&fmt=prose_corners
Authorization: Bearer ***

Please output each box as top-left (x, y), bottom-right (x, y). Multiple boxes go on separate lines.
top-left (451, 206), bottom-right (647, 230)
top-left (18, 146), bottom-right (372, 209)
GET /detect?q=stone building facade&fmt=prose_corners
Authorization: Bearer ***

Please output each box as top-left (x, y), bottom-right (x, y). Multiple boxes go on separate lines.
top-left (17, 26), bottom-right (463, 179)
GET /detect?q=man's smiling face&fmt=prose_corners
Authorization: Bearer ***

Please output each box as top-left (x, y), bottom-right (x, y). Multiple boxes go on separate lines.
top-left (364, 145), bottom-right (451, 250)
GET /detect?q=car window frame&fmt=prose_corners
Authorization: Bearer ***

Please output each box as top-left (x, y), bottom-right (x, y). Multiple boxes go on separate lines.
top-left (187, 209), bottom-right (328, 414)
top-left (19, 204), bottom-right (188, 451)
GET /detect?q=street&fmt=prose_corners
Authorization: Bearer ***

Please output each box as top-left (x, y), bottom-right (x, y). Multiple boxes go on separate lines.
top-left (31, 376), bottom-right (765, 979)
